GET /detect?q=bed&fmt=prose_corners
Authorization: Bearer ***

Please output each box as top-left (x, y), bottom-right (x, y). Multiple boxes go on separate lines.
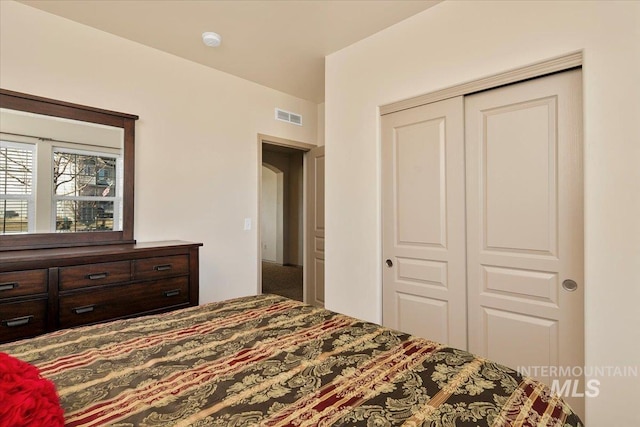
top-left (1, 294), bottom-right (583, 426)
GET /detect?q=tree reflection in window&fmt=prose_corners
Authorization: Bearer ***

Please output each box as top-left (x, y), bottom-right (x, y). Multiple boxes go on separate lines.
top-left (54, 150), bottom-right (120, 232)
top-left (0, 141), bottom-right (34, 234)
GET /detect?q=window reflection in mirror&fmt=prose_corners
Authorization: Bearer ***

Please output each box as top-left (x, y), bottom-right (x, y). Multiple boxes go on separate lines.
top-left (1, 108), bottom-right (124, 235)
top-left (0, 141), bottom-right (33, 233)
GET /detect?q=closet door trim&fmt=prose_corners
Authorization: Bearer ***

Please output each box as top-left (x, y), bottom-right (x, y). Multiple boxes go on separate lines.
top-left (380, 51), bottom-right (582, 116)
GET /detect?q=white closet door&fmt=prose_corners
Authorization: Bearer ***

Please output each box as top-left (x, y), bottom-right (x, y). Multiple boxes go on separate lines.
top-left (382, 96), bottom-right (467, 348)
top-left (465, 69), bottom-right (584, 416)
top-left (306, 145), bottom-right (325, 307)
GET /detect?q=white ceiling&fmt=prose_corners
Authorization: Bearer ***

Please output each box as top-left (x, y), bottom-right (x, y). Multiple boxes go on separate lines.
top-left (18, 0), bottom-right (441, 103)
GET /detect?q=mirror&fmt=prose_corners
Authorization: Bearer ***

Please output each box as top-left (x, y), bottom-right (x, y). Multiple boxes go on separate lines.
top-left (1, 109), bottom-right (124, 233)
top-left (0, 89), bottom-right (138, 250)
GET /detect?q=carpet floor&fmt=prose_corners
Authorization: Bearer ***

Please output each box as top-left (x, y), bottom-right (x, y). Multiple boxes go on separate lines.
top-left (261, 261), bottom-right (303, 302)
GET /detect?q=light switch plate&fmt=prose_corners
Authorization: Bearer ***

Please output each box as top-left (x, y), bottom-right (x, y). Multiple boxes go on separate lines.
top-left (244, 218), bottom-right (251, 231)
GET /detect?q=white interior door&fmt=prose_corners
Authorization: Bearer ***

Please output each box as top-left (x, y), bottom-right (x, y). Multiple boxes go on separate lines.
top-left (382, 96), bottom-right (467, 348)
top-left (306, 145), bottom-right (325, 307)
top-left (465, 69), bottom-right (584, 416)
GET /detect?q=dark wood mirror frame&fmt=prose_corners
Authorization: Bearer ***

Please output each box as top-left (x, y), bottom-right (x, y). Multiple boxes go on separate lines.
top-left (0, 89), bottom-right (138, 251)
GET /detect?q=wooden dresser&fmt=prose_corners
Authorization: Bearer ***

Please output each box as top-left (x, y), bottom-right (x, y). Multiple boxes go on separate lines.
top-left (0, 241), bottom-right (201, 343)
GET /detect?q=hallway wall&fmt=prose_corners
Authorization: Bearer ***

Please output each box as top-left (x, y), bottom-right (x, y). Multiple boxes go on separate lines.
top-left (262, 148), bottom-right (304, 266)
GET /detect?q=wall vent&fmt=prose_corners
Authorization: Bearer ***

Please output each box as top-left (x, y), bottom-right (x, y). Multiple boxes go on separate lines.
top-left (275, 108), bottom-right (303, 126)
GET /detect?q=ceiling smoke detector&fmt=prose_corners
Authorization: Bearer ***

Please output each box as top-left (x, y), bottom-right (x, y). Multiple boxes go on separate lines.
top-left (202, 32), bottom-right (222, 47)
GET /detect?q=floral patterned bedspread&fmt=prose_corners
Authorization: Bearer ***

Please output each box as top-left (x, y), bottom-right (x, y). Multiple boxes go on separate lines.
top-left (1, 294), bottom-right (583, 426)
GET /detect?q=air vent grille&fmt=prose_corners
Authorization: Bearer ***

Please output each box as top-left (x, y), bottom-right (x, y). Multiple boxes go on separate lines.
top-left (289, 113), bottom-right (302, 125)
top-left (275, 108), bottom-right (302, 126)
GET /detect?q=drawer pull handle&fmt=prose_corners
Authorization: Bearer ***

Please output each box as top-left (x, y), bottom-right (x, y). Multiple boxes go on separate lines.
top-left (154, 264), bottom-right (173, 272)
top-left (164, 289), bottom-right (180, 297)
top-left (3, 315), bottom-right (33, 328)
top-left (0, 282), bottom-right (18, 292)
top-left (87, 272), bottom-right (108, 280)
top-left (72, 305), bottom-right (96, 315)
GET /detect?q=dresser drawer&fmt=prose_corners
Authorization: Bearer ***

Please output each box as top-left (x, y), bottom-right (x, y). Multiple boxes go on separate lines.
top-left (134, 255), bottom-right (189, 280)
top-left (0, 298), bottom-right (47, 343)
top-left (59, 261), bottom-right (131, 290)
top-left (59, 276), bottom-right (189, 328)
top-left (0, 270), bottom-right (47, 299)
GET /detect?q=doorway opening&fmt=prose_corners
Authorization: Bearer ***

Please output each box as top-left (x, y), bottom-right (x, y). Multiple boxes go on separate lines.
top-left (260, 142), bottom-right (304, 301)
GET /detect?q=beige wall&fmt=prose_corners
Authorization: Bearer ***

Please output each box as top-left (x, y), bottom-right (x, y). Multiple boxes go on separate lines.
top-left (260, 165), bottom-right (280, 263)
top-left (0, 1), bottom-right (318, 303)
top-left (316, 102), bottom-right (325, 146)
top-left (289, 152), bottom-right (304, 265)
top-left (325, 0), bottom-right (639, 424)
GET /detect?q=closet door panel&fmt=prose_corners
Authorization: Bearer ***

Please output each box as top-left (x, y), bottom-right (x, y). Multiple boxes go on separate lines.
top-left (483, 97), bottom-right (557, 254)
top-left (465, 69), bottom-right (584, 416)
top-left (382, 96), bottom-right (466, 349)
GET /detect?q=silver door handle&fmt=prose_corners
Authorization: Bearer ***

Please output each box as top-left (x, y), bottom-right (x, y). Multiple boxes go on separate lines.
top-left (73, 305), bottom-right (96, 314)
top-left (562, 279), bottom-right (578, 292)
top-left (3, 315), bottom-right (33, 327)
top-left (0, 282), bottom-right (18, 292)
